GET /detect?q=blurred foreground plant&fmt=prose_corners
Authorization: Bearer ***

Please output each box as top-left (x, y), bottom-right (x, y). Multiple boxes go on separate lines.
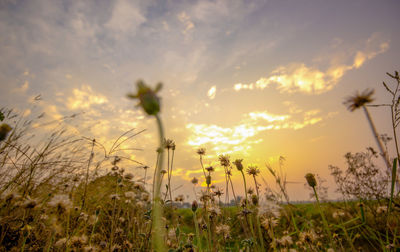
top-left (127, 80), bottom-right (166, 251)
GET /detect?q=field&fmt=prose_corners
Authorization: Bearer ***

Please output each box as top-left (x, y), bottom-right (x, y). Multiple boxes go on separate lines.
top-left (1, 76), bottom-right (400, 252)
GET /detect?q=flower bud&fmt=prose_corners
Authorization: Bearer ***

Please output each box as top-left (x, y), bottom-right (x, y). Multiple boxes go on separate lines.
top-left (0, 123), bottom-right (12, 141)
top-left (305, 173), bottom-right (317, 187)
top-left (191, 200), bottom-right (198, 212)
top-left (206, 175), bottom-right (211, 185)
top-left (233, 159), bottom-right (243, 171)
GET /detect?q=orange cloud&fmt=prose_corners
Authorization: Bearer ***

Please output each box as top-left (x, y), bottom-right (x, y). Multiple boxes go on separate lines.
top-left (234, 37), bottom-right (389, 94)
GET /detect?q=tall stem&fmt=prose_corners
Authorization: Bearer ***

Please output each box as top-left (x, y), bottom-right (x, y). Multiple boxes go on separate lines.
top-left (152, 114), bottom-right (166, 251)
top-left (390, 106), bottom-right (400, 192)
top-left (362, 106), bottom-right (392, 173)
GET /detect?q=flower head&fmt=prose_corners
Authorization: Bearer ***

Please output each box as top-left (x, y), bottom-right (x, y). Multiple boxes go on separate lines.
top-left (246, 165), bottom-right (260, 176)
top-left (305, 173), bottom-right (317, 188)
top-left (191, 177), bottom-right (199, 185)
top-left (127, 80), bottom-right (162, 116)
top-left (196, 148), bottom-right (206, 156)
top-left (163, 138), bottom-right (175, 150)
top-left (205, 166), bottom-right (214, 173)
top-left (219, 154), bottom-right (230, 167)
top-left (343, 89), bottom-right (374, 112)
top-left (233, 159), bottom-right (244, 171)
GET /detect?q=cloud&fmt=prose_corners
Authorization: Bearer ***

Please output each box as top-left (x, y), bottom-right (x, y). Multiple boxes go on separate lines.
top-left (177, 11), bottom-right (195, 34)
top-left (207, 85), bottom-right (216, 99)
top-left (66, 85), bottom-right (108, 110)
top-left (105, 0), bottom-right (146, 34)
top-left (12, 81), bottom-right (29, 93)
top-left (186, 109), bottom-right (323, 153)
top-left (234, 36), bottom-right (389, 94)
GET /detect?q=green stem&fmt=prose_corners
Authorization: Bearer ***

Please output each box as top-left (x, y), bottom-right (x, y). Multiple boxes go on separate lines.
top-left (152, 114), bottom-right (166, 251)
top-left (240, 170), bottom-right (257, 249)
top-left (313, 186), bottom-right (333, 246)
top-left (193, 211), bottom-right (202, 252)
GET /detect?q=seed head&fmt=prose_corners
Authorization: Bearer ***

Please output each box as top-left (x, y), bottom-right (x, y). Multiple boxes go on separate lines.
top-left (196, 148), bottom-right (206, 156)
top-left (246, 165), bottom-right (260, 176)
top-left (343, 89), bottom-right (374, 112)
top-left (163, 138), bottom-right (175, 150)
top-left (191, 177), bottom-right (198, 185)
top-left (205, 166), bottom-right (214, 173)
top-left (219, 154), bottom-right (230, 167)
top-left (305, 173), bottom-right (317, 188)
top-left (124, 173), bottom-right (134, 180)
top-left (233, 159), bottom-right (244, 171)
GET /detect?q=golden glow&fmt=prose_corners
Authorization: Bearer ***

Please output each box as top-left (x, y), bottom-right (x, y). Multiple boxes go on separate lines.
top-left (67, 85), bottom-right (108, 110)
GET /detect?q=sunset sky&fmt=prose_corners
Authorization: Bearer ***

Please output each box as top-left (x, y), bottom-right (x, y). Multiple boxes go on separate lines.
top-left (1, 0), bottom-right (399, 201)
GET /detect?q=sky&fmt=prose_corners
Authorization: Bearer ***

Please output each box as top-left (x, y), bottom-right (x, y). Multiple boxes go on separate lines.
top-left (0, 0), bottom-right (399, 201)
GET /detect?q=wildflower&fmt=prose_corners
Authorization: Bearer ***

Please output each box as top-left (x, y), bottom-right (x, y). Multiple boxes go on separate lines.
top-left (216, 224), bottom-right (231, 239)
top-left (205, 166), bottom-right (214, 173)
top-left (209, 205), bottom-right (221, 216)
top-left (70, 235), bottom-right (87, 248)
top-left (247, 188), bottom-right (254, 195)
top-left (163, 138), bottom-right (175, 150)
top-left (110, 194), bottom-right (120, 201)
top-left (127, 80), bottom-right (162, 116)
top-left (343, 89), bottom-right (374, 112)
top-left (246, 165), bottom-right (260, 176)
top-left (219, 154), bottom-right (230, 167)
top-left (54, 238), bottom-right (67, 249)
top-left (175, 194), bottom-right (184, 202)
top-left (124, 173), bottom-right (134, 180)
top-left (192, 200), bottom-right (198, 212)
top-left (251, 194), bottom-right (258, 205)
top-left (48, 194), bottom-right (73, 213)
top-left (83, 246), bottom-right (98, 252)
top-left (299, 230), bottom-right (318, 243)
top-left (199, 190), bottom-right (211, 202)
top-left (213, 187), bottom-right (224, 197)
top-left (278, 235), bottom-right (293, 246)
top-left (196, 148), bottom-right (206, 155)
top-left (141, 192), bottom-right (150, 202)
top-left (258, 200), bottom-right (281, 218)
top-left (22, 198), bottom-right (37, 209)
top-left (168, 228), bottom-right (177, 239)
top-left (305, 173), bottom-right (317, 187)
top-left (377, 205), bottom-right (388, 214)
top-left (233, 159), bottom-right (244, 171)
top-left (261, 217), bottom-right (279, 229)
top-left (124, 191), bottom-right (135, 199)
top-left (133, 183), bottom-right (145, 191)
top-left (332, 210), bottom-right (345, 219)
top-left (191, 177), bottom-right (198, 185)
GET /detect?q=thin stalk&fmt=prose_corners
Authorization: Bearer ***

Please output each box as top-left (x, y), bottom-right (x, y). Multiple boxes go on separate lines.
top-left (240, 170), bottom-right (257, 247)
top-left (390, 106), bottom-right (400, 192)
top-left (313, 186), bottom-right (333, 246)
top-left (193, 211), bottom-right (202, 252)
top-left (152, 114), bottom-right (166, 251)
top-left (362, 106), bottom-right (392, 175)
top-left (81, 139), bottom-right (95, 210)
